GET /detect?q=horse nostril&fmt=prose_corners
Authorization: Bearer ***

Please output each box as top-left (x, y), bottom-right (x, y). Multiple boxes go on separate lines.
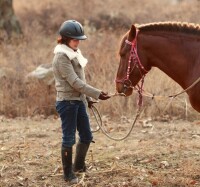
top-left (124, 79), bottom-right (132, 88)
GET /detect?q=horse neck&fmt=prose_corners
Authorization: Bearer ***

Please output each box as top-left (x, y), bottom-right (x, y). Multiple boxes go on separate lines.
top-left (139, 32), bottom-right (200, 89)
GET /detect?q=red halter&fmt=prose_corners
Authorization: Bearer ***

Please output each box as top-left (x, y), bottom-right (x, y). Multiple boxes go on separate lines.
top-left (116, 30), bottom-right (149, 106)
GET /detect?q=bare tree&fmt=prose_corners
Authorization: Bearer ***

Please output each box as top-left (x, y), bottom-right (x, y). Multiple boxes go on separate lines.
top-left (0, 0), bottom-right (22, 38)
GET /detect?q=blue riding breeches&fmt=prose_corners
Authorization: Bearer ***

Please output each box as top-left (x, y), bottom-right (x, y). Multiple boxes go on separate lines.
top-left (56, 100), bottom-right (93, 147)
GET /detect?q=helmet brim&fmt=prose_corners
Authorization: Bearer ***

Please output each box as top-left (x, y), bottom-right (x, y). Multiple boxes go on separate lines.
top-left (70, 35), bottom-right (87, 40)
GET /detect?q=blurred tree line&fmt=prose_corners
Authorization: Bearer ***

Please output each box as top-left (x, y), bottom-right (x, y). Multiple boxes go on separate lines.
top-left (0, 0), bottom-right (22, 39)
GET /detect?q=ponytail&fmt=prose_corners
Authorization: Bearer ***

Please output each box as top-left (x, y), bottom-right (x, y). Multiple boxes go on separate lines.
top-left (57, 36), bottom-right (71, 45)
top-left (57, 36), bottom-right (62, 44)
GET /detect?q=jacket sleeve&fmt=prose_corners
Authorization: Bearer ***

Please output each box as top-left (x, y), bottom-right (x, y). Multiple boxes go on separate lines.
top-left (57, 55), bottom-right (101, 100)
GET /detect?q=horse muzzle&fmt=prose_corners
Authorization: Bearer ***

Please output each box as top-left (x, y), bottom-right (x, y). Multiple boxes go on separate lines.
top-left (116, 82), bottom-right (133, 96)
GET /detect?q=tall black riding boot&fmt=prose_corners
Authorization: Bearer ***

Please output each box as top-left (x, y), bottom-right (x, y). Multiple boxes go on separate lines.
top-left (73, 141), bottom-right (90, 172)
top-left (61, 146), bottom-right (78, 183)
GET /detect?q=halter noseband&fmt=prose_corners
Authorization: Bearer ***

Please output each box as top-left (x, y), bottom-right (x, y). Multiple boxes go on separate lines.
top-left (116, 30), bottom-right (149, 106)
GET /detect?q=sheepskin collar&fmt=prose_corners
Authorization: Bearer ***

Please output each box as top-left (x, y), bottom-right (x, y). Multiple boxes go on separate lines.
top-left (54, 44), bottom-right (88, 67)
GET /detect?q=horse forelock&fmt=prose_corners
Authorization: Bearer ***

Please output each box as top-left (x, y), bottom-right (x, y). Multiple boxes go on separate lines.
top-left (137, 22), bottom-right (200, 35)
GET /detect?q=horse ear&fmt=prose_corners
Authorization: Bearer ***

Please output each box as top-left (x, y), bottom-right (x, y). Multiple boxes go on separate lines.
top-left (128, 25), bottom-right (137, 41)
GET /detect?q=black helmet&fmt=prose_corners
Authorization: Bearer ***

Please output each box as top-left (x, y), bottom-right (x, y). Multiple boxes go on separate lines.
top-left (59, 20), bottom-right (87, 40)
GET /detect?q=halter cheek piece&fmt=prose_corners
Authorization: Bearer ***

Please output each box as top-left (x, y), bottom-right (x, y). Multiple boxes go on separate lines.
top-left (115, 30), bottom-right (149, 106)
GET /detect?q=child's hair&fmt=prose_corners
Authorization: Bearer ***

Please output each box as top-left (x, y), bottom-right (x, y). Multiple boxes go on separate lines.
top-left (57, 36), bottom-right (71, 45)
top-left (57, 36), bottom-right (62, 43)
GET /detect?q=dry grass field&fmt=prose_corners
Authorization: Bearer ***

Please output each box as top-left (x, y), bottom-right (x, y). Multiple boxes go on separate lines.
top-left (0, 116), bottom-right (200, 187)
top-left (0, 0), bottom-right (200, 186)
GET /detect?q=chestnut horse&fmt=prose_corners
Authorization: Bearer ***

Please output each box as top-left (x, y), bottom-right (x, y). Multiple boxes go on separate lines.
top-left (116, 22), bottom-right (200, 113)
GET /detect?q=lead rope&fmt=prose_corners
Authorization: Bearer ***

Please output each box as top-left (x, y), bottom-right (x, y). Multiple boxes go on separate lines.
top-left (93, 93), bottom-right (145, 141)
top-left (97, 74), bottom-right (200, 141)
top-left (169, 76), bottom-right (200, 98)
top-left (97, 105), bottom-right (143, 141)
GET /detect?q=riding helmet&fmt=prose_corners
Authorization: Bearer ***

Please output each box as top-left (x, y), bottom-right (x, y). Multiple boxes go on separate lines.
top-left (59, 20), bottom-right (87, 40)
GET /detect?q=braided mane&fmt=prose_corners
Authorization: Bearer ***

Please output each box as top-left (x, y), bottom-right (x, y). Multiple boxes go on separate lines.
top-left (138, 22), bottom-right (200, 35)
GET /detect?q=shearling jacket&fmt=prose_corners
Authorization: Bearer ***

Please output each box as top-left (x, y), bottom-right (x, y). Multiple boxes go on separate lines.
top-left (52, 44), bottom-right (101, 102)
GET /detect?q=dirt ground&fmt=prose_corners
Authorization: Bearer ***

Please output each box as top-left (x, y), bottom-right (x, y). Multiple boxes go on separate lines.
top-left (0, 115), bottom-right (200, 187)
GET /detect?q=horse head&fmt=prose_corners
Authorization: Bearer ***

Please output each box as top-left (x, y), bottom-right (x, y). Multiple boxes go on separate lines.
top-left (115, 24), bottom-right (150, 96)
top-left (116, 22), bottom-right (200, 112)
